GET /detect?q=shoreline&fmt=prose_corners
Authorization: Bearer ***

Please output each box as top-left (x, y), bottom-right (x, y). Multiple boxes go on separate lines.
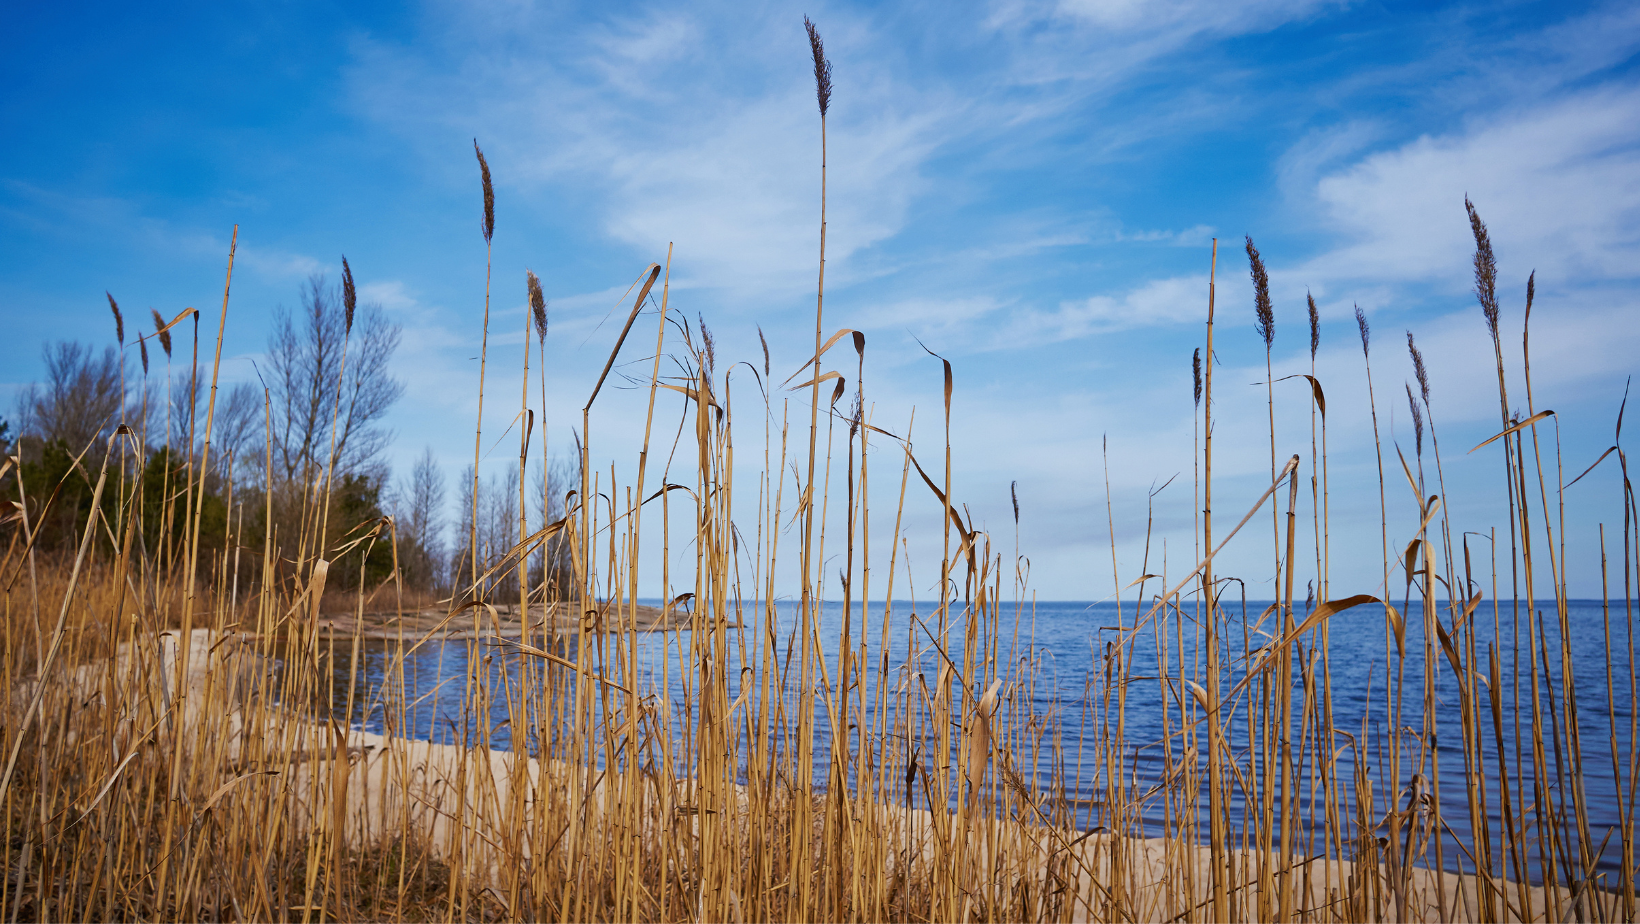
top-left (309, 600), bottom-right (736, 640)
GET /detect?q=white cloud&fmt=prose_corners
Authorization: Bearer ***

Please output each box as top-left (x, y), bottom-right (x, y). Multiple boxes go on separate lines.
top-left (978, 273), bottom-right (1210, 348)
top-left (1040, 0), bottom-right (1332, 34)
top-left (236, 247), bottom-right (326, 281)
top-left (983, 0), bottom-right (1339, 87)
top-left (857, 271), bottom-right (1218, 357)
top-left (1116, 224), bottom-right (1216, 246)
top-left (1277, 120), bottom-right (1384, 200)
top-left (594, 95), bottom-right (944, 299)
top-left (1306, 85), bottom-right (1640, 289)
top-left (1047, 273), bottom-right (1207, 332)
top-left (866, 295), bottom-right (1005, 343)
top-left (1500, 4), bottom-right (1640, 96)
top-left (585, 11), bottom-right (702, 81)
top-left (346, 5), bottom-right (960, 307)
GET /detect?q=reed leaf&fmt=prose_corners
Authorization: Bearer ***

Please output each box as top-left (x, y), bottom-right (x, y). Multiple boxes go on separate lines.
top-left (1469, 409), bottom-right (1555, 452)
top-left (781, 328), bottom-right (858, 386)
top-left (1275, 373), bottom-right (1326, 417)
top-left (586, 264), bottom-right (661, 410)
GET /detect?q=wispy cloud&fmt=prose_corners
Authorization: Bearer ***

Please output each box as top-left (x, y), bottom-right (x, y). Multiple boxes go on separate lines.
top-left (984, 0), bottom-right (1339, 84)
top-left (998, 274), bottom-right (1210, 345)
top-left (1306, 85), bottom-right (1640, 289)
top-left (911, 75), bottom-right (1640, 359)
top-left (346, 5), bottom-right (965, 306)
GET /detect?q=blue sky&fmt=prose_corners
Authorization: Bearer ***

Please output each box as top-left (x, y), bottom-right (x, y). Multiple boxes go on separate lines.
top-left (3, 0), bottom-right (1638, 600)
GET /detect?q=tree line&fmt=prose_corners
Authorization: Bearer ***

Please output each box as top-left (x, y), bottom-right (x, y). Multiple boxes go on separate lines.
top-left (1, 274), bottom-right (573, 606)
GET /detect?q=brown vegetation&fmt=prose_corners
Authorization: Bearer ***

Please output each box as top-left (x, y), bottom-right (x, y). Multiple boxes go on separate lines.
top-left (1, 23), bottom-right (1635, 923)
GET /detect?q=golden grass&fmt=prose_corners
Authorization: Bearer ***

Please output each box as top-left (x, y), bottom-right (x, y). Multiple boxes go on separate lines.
top-left (1, 83), bottom-right (1636, 924)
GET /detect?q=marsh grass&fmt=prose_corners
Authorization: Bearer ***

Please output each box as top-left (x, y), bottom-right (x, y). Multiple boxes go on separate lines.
top-left (1, 44), bottom-right (1637, 924)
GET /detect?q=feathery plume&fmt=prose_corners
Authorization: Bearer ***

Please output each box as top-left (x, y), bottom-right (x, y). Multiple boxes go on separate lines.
top-left (527, 271), bottom-right (548, 343)
top-left (804, 17), bottom-right (833, 118)
top-left (1407, 383), bottom-right (1424, 457)
top-left (152, 308), bottom-right (173, 357)
top-left (138, 334), bottom-right (149, 376)
top-left (474, 139), bottom-right (495, 245)
top-left (1406, 330), bottom-right (1429, 404)
top-left (758, 325), bottom-right (771, 377)
top-left (1246, 236), bottom-right (1273, 348)
top-left (107, 292), bottom-right (123, 345)
top-left (1307, 290), bottom-right (1319, 360)
top-left (1192, 347), bottom-right (1202, 408)
top-left (1465, 196), bottom-right (1498, 339)
top-left (341, 255), bottom-right (357, 335)
top-left (1354, 304), bottom-right (1369, 358)
top-left (1525, 269), bottom-right (1535, 323)
top-left (1011, 480), bottom-right (1020, 525)
top-left (699, 314), bottom-right (716, 376)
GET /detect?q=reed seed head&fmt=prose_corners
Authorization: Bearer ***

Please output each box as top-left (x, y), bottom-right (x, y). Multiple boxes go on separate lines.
top-left (1246, 236), bottom-right (1273, 349)
top-left (474, 139), bottom-right (495, 245)
top-left (757, 325), bottom-right (770, 378)
top-left (1011, 480), bottom-right (1019, 525)
top-left (804, 17), bottom-right (833, 118)
top-left (1465, 195), bottom-right (1498, 340)
top-left (527, 270), bottom-right (548, 343)
top-left (107, 292), bottom-right (123, 345)
top-left (1406, 330), bottom-right (1429, 404)
top-left (138, 334), bottom-right (149, 375)
top-left (1526, 269), bottom-right (1535, 323)
top-left (1406, 382), bottom-right (1424, 457)
top-left (1192, 347), bottom-right (1202, 408)
top-left (1307, 290), bottom-right (1319, 361)
top-left (152, 308), bottom-right (173, 358)
top-left (699, 314), bottom-right (716, 376)
top-left (342, 256), bottom-right (357, 335)
top-left (1354, 303), bottom-right (1369, 358)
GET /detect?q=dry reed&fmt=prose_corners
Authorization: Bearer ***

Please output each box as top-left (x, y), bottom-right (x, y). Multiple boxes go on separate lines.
top-left (0, 67), bottom-right (1635, 924)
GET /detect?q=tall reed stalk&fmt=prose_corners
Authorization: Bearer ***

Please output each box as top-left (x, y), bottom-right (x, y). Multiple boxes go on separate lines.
top-left (1, 77), bottom-right (1635, 924)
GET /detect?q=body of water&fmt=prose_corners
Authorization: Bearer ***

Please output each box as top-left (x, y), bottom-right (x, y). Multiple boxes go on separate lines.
top-left (317, 596), bottom-right (1637, 884)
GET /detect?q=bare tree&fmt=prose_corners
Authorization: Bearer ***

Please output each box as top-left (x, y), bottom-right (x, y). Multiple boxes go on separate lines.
top-left (159, 373), bottom-right (263, 485)
top-left (17, 342), bottom-right (124, 454)
top-left (451, 463), bottom-right (477, 593)
top-left (447, 463), bottom-right (517, 599)
top-left (394, 447), bottom-right (446, 591)
top-left (13, 342), bottom-right (132, 550)
top-left (266, 273), bottom-right (402, 483)
top-left (479, 464), bottom-right (519, 598)
top-left (530, 455), bottom-right (577, 596)
top-left (167, 369), bottom-right (200, 451)
top-left (213, 382), bottom-right (265, 476)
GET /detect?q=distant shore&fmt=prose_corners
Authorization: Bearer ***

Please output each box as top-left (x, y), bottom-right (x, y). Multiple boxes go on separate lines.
top-left (310, 600), bottom-right (724, 640)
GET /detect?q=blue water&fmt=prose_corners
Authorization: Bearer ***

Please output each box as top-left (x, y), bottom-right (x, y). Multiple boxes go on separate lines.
top-left (320, 597), bottom-right (1638, 885)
